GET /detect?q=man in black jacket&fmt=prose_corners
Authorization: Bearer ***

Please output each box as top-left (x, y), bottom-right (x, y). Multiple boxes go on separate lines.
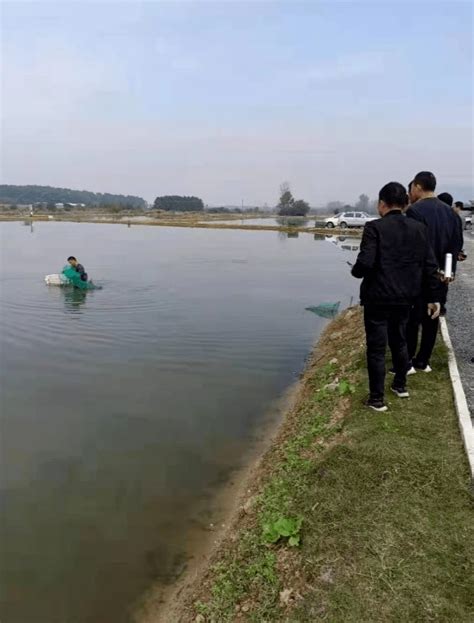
top-left (352, 182), bottom-right (441, 412)
top-left (453, 201), bottom-right (467, 261)
top-left (405, 172), bottom-right (462, 371)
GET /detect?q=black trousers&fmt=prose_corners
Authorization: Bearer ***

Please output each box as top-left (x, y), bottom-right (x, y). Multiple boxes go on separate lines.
top-left (406, 294), bottom-right (445, 366)
top-left (364, 305), bottom-right (410, 400)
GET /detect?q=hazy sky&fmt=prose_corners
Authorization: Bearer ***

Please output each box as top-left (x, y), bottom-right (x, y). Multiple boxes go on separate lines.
top-left (1, 1), bottom-right (473, 205)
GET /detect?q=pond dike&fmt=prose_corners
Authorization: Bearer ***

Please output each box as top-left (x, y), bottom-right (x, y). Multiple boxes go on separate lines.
top-left (139, 307), bottom-right (473, 623)
top-left (0, 214), bottom-right (363, 236)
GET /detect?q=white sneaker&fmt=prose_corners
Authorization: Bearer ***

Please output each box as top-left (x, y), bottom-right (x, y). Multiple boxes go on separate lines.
top-left (391, 386), bottom-right (410, 398)
top-left (407, 366), bottom-right (417, 376)
top-left (414, 364), bottom-right (432, 373)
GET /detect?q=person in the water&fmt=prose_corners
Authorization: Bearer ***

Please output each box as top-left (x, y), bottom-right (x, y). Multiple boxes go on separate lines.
top-left (67, 256), bottom-right (88, 282)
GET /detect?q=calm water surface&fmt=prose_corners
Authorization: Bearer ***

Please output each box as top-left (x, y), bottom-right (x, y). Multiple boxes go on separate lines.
top-left (0, 222), bottom-right (358, 623)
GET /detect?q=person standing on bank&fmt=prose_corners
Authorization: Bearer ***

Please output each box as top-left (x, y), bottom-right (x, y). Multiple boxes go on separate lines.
top-left (453, 201), bottom-right (467, 261)
top-left (437, 191), bottom-right (453, 207)
top-left (352, 182), bottom-right (441, 412)
top-left (405, 172), bottom-right (463, 372)
top-left (438, 195), bottom-right (466, 261)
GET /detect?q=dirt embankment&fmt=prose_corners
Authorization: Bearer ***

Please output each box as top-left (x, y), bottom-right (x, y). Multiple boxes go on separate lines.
top-left (139, 306), bottom-right (473, 623)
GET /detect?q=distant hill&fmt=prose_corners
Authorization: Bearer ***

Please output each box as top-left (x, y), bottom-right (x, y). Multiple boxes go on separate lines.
top-left (0, 185), bottom-right (146, 208)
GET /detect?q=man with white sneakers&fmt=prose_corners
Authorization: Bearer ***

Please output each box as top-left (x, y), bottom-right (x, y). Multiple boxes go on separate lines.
top-left (405, 172), bottom-right (462, 373)
top-left (352, 182), bottom-right (441, 412)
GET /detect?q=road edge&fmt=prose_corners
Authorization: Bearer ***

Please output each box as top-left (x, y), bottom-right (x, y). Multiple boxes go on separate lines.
top-left (440, 317), bottom-right (474, 480)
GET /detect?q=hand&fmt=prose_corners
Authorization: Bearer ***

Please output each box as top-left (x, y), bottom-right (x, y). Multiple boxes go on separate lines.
top-left (427, 302), bottom-right (441, 319)
top-left (458, 252), bottom-right (467, 262)
top-left (438, 271), bottom-right (455, 284)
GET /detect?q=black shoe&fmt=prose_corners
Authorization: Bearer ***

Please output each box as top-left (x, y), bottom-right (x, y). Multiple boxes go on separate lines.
top-left (391, 385), bottom-right (410, 398)
top-left (365, 398), bottom-right (388, 412)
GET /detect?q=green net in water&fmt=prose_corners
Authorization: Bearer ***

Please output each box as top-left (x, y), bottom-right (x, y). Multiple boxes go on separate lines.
top-left (305, 301), bottom-right (340, 319)
top-left (62, 266), bottom-right (97, 290)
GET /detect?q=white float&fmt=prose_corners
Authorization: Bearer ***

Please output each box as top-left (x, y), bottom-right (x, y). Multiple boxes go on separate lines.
top-left (44, 274), bottom-right (71, 286)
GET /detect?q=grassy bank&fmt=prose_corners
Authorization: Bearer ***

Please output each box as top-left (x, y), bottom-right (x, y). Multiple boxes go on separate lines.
top-left (176, 307), bottom-right (473, 622)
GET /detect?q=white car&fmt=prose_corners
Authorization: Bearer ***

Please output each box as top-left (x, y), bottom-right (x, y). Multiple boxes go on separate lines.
top-left (325, 211), bottom-right (377, 229)
top-left (465, 213), bottom-right (472, 229)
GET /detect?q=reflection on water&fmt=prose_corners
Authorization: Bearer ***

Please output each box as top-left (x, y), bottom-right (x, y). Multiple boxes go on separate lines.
top-left (275, 216), bottom-right (309, 228)
top-left (278, 230), bottom-right (300, 240)
top-left (0, 222), bottom-right (358, 623)
top-left (63, 287), bottom-right (88, 312)
top-left (325, 235), bottom-right (360, 252)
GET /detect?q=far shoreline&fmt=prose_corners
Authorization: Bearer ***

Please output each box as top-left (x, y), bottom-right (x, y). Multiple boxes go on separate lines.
top-left (0, 214), bottom-right (363, 236)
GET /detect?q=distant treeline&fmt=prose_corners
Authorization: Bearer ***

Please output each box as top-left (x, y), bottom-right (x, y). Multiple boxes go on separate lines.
top-left (205, 206), bottom-right (262, 214)
top-left (0, 185), bottom-right (146, 208)
top-left (153, 195), bottom-right (204, 212)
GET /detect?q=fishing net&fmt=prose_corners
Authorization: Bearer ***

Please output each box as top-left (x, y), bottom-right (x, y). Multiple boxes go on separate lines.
top-left (61, 266), bottom-right (97, 290)
top-left (305, 302), bottom-right (340, 319)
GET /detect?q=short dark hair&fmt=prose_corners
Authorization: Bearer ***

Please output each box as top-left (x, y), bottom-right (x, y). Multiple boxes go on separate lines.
top-left (413, 171), bottom-right (436, 192)
top-left (67, 256), bottom-right (76, 261)
top-left (408, 180), bottom-right (413, 191)
top-left (437, 192), bottom-right (453, 207)
top-left (379, 182), bottom-right (408, 208)
top-left (454, 201), bottom-right (464, 209)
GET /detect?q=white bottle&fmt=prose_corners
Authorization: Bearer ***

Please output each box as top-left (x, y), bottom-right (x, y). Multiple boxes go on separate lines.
top-left (444, 253), bottom-right (453, 279)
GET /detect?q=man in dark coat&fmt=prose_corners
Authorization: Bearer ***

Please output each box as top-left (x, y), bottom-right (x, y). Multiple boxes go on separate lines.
top-left (405, 172), bottom-right (463, 371)
top-left (352, 182), bottom-right (441, 412)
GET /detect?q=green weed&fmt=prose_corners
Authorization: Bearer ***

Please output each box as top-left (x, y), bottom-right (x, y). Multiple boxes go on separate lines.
top-left (262, 516), bottom-right (303, 547)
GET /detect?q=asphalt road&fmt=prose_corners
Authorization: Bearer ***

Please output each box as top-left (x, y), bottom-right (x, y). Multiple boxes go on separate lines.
top-left (446, 229), bottom-right (474, 420)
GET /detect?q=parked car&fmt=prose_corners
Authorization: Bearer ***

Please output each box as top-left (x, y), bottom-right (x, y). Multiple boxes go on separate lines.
top-left (465, 212), bottom-right (472, 230)
top-left (324, 211), bottom-right (378, 228)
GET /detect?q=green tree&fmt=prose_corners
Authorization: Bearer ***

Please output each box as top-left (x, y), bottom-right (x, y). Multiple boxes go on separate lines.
top-left (277, 183), bottom-right (310, 216)
top-left (355, 193), bottom-right (370, 212)
top-left (277, 182), bottom-right (295, 215)
top-left (153, 195), bottom-right (204, 212)
top-left (0, 184), bottom-right (146, 208)
top-left (291, 199), bottom-right (310, 216)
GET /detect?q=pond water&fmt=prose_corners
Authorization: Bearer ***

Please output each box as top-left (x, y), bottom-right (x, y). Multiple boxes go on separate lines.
top-left (0, 221), bottom-right (358, 623)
